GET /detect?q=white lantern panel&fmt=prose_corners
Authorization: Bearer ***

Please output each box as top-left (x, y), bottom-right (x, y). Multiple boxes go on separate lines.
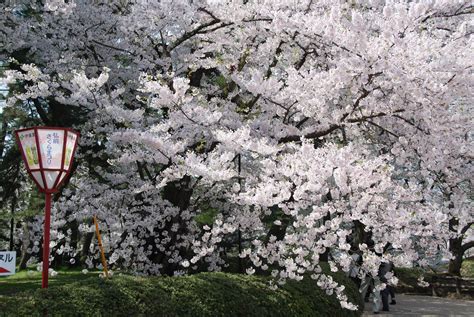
top-left (64, 131), bottom-right (78, 170)
top-left (37, 129), bottom-right (65, 169)
top-left (17, 130), bottom-right (40, 170)
top-left (44, 171), bottom-right (60, 190)
top-left (31, 171), bottom-right (45, 189)
top-left (57, 172), bottom-right (66, 186)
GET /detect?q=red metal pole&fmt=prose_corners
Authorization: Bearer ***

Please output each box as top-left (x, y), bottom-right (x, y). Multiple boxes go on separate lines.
top-left (42, 193), bottom-right (52, 289)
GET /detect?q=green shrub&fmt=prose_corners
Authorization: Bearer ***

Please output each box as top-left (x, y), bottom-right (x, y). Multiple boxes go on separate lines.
top-left (461, 258), bottom-right (474, 278)
top-left (0, 270), bottom-right (363, 317)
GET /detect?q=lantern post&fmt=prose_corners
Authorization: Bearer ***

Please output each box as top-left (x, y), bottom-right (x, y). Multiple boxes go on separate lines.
top-left (15, 127), bottom-right (79, 288)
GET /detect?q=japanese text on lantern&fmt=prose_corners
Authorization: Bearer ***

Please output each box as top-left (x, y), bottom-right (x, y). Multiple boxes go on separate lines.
top-left (38, 129), bottom-right (64, 169)
top-left (18, 131), bottom-right (39, 168)
top-left (46, 133), bottom-right (60, 165)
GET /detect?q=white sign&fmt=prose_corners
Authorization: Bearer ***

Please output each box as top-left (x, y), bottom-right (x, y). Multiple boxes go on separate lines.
top-left (0, 251), bottom-right (16, 276)
top-left (37, 129), bottom-right (65, 169)
top-left (17, 130), bottom-right (40, 169)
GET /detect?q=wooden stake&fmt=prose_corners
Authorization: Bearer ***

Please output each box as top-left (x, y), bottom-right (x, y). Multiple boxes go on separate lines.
top-left (93, 215), bottom-right (109, 278)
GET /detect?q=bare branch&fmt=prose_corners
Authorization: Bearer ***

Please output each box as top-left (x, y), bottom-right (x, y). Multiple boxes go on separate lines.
top-left (279, 124), bottom-right (340, 143)
top-left (462, 240), bottom-right (474, 252)
top-left (90, 39), bottom-right (135, 55)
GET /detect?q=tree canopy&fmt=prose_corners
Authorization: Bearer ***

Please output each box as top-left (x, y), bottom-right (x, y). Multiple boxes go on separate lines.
top-left (1, 0), bottom-right (472, 310)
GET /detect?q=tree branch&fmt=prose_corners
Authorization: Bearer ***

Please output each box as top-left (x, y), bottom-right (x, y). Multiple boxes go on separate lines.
top-left (279, 124), bottom-right (340, 143)
top-left (32, 99), bottom-right (51, 125)
top-left (366, 120), bottom-right (399, 138)
top-left (169, 11), bottom-right (233, 51)
top-left (90, 39), bottom-right (135, 55)
top-left (347, 109), bottom-right (404, 123)
top-left (462, 240), bottom-right (474, 252)
top-left (461, 222), bottom-right (473, 236)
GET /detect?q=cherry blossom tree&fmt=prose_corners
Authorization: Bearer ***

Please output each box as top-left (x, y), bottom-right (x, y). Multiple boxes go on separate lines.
top-left (1, 0), bottom-right (472, 309)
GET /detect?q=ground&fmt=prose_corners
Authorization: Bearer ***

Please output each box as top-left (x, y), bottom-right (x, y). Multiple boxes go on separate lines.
top-left (0, 267), bottom-right (98, 295)
top-left (363, 294), bottom-right (474, 316)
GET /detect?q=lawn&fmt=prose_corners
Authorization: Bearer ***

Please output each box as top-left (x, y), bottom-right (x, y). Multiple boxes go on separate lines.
top-left (0, 267), bottom-right (102, 296)
top-left (461, 257), bottom-right (474, 278)
top-left (395, 258), bottom-right (474, 298)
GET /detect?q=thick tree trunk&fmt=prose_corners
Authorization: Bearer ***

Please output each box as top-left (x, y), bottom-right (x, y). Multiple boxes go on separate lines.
top-left (448, 217), bottom-right (463, 276)
top-left (69, 219), bottom-right (80, 264)
top-left (159, 176), bottom-right (193, 275)
top-left (238, 228), bottom-right (243, 273)
top-left (265, 211), bottom-right (292, 242)
top-left (80, 230), bottom-right (95, 265)
top-left (448, 245), bottom-right (463, 276)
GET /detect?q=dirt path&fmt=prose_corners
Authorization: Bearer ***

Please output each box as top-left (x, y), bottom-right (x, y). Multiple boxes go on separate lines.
top-left (363, 294), bottom-right (474, 316)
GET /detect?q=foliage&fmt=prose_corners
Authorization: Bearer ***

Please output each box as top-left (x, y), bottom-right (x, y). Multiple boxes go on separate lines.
top-left (395, 259), bottom-right (474, 295)
top-left (394, 259), bottom-right (474, 284)
top-left (0, 271), bottom-right (362, 317)
top-left (461, 258), bottom-right (474, 278)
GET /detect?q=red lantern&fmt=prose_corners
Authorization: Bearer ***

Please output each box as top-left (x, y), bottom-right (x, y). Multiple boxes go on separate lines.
top-left (15, 126), bottom-right (79, 288)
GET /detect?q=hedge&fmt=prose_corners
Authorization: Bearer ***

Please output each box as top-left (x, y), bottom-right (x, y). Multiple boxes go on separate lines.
top-left (0, 270), bottom-right (363, 316)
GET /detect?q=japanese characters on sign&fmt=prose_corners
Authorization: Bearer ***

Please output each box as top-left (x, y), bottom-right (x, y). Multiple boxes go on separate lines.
top-left (38, 129), bottom-right (65, 169)
top-left (0, 251), bottom-right (16, 276)
top-left (17, 130), bottom-right (40, 169)
top-left (64, 131), bottom-right (78, 169)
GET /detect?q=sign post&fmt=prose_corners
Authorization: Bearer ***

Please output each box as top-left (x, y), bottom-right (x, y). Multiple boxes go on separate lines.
top-left (15, 127), bottom-right (79, 288)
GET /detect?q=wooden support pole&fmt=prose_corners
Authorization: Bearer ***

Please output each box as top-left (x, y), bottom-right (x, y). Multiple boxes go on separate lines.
top-left (93, 215), bottom-right (109, 278)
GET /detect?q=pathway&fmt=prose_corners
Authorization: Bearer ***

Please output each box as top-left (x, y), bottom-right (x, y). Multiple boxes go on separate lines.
top-left (363, 294), bottom-right (474, 316)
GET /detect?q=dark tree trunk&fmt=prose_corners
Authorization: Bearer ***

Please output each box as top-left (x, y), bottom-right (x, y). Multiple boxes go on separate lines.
top-left (265, 211), bottom-right (292, 242)
top-left (351, 220), bottom-right (365, 250)
top-left (9, 218), bottom-right (14, 251)
top-left (319, 193), bottom-right (333, 262)
top-left (80, 230), bottom-right (95, 265)
top-left (9, 194), bottom-right (16, 251)
top-left (448, 217), bottom-right (463, 276)
top-left (448, 244), bottom-right (463, 276)
top-left (237, 228), bottom-right (243, 273)
top-left (140, 176), bottom-right (194, 275)
top-left (19, 221), bottom-right (31, 270)
top-left (0, 115), bottom-right (7, 159)
top-left (159, 176), bottom-right (193, 275)
top-left (69, 219), bottom-right (80, 263)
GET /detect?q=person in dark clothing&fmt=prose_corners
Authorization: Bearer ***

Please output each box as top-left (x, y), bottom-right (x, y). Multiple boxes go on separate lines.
top-left (380, 286), bottom-right (390, 311)
top-left (381, 244), bottom-right (397, 306)
top-left (388, 284), bottom-right (396, 305)
top-left (378, 261), bottom-right (394, 312)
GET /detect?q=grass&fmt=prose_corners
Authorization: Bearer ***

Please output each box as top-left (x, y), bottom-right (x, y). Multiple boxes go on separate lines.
top-left (0, 267), bottom-right (103, 296)
top-left (396, 257), bottom-right (474, 284)
top-left (394, 258), bottom-right (474, 298)
top-left (461, 258), bottom-right (474, 278)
